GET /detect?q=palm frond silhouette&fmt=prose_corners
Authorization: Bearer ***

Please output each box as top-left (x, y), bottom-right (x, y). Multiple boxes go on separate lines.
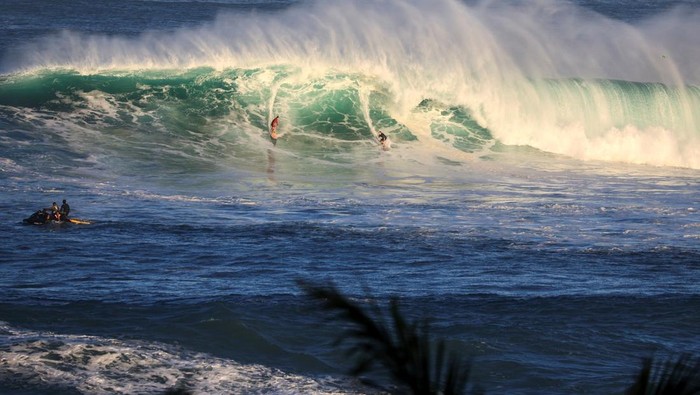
top-left (299, 280), bottom-right (478, 395)
top-left (626, 354), bottom-right (700, 395)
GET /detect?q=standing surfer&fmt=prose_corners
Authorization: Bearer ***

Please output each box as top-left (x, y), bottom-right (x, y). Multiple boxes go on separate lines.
top-left (377, 130), bottom-right (390, 151)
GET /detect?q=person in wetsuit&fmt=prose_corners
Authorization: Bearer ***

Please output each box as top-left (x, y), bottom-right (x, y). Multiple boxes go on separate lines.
top-left (60, 199), bottom-right (70, 220)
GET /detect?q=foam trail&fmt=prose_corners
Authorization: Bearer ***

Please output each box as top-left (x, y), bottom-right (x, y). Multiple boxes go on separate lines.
top-left (269, 81), bottom-right (280, 130)
top-left (357, 86), bottom-right (376, 140)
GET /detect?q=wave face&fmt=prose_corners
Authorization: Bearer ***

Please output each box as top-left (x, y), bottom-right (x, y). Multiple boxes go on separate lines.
top-left (1, 0), bottom-right (699, 171)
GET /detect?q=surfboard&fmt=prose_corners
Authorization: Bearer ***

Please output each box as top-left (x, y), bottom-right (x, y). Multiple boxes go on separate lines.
top-left (68, 218), bottom-right (92, 225)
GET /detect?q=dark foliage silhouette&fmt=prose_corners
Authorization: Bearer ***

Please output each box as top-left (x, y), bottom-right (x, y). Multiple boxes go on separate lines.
top-left (626, 354), bottom-right (700, 395)
top-left (299, 280), bottom-right (478, 395)
top-left (160, 282), bottom-right (698, 395)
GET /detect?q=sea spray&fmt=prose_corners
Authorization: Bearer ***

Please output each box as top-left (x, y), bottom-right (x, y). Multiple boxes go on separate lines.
top-left (1, 0), bottom-right (699, 169)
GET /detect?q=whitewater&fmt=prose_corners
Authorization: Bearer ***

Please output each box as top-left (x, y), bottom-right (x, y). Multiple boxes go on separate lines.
top-left (2, 0), bottom-right (700, 169)
top-left (1, 0), bottom-right (699, 394)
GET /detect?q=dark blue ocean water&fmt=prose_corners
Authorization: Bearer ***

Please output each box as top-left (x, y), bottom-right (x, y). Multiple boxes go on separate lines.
top-left (1, 0), bottom-right (699, 394)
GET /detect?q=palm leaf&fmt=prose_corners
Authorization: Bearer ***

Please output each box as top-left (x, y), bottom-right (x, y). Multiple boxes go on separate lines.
top-left (627, 354), bottom-right (700, 395)
top-left (298, 280), bottom-right (477, 395)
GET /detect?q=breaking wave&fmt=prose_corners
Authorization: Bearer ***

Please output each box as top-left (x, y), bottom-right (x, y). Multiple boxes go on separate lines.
top-left (1, 0), bottom-right (699, 170)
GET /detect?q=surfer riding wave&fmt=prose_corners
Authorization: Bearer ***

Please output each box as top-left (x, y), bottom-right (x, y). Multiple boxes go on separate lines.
top-left (270, 116), bottom-right (279, 144)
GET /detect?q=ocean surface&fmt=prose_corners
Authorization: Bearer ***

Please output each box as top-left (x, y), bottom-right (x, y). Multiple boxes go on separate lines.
top-left (1, 0), bottom-right (699, 393)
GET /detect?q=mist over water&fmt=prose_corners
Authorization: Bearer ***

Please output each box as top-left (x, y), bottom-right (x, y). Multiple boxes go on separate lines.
top-left (5, 0), bottom-right (700, 83)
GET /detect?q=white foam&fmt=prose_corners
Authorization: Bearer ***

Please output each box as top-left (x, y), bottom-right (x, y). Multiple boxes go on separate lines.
top-left (0, 322), bottom-right (370, 394)
top-left (0, 158), bottom-right (24, 174)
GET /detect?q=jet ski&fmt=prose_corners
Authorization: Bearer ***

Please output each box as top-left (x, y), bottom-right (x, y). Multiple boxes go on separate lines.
top-left (23, 210), bottom-right (91, 225)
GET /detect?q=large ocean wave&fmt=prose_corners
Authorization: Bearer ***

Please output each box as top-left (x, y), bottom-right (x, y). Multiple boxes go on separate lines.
top-left (1, 0), bottom-right (699, 171)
